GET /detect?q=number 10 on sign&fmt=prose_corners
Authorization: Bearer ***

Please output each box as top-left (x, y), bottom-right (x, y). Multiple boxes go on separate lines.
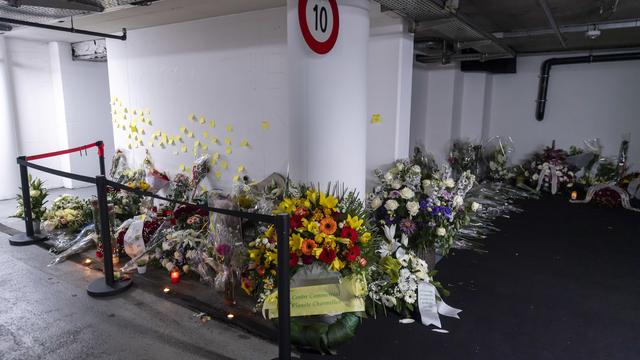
top-left (298, 0), bottom-right (340, 54)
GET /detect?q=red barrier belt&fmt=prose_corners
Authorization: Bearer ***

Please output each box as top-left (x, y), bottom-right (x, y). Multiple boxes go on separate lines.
top-left (26, 142), bottom-right (102, 161)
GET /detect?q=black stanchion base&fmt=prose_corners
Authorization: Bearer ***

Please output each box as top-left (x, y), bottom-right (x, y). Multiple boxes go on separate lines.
top-left (8, 232), bottom-right (48, 246)
top-left (87, 278), bottom-right (133, 297)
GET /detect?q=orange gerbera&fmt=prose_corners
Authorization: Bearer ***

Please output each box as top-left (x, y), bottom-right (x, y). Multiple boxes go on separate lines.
top-left (319, 217), bottom-right (337, 235)
top-left (301, 239), bottom-right (317, 256)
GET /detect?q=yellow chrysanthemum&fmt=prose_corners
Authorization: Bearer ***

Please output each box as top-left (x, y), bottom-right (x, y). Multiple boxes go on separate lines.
top-left (346, 214), bottom-right (364, 230)
top-left (319, 192), bottom-right (338, 210)
top-left (360, 232), bottom-right (372, 244)
top-left (248, 249), bottom-right (261, 262)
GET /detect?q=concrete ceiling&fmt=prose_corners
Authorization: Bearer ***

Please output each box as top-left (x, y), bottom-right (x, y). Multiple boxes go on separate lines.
top-left (457, 0), bottom-right (640, 53)
top-left (0, 0), bottom-right (285, 42)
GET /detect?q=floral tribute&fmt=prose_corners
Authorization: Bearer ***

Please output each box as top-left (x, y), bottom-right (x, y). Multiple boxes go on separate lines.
top-left (520, 145), bottom-right (576, 194)
top-left (242, 187), bottom-right (373, 306)
top-left (43, 195), bottom-right (92, 233)
top-left (370, 154), bottom-right (477, 255)
top-left (13, 175), bottom-right (48, 223)
top-left (368, 224), bottom-right (434, 317)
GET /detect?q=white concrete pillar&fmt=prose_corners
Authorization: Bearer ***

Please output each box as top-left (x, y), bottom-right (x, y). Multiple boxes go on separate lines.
top-left (288, 0), bottom-right (370, 195)
top-left (0, 37), bottom-right (21, 199)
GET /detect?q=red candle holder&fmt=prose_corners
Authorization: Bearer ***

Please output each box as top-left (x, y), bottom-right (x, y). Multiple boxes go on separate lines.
top-left (170, 271), bottom-right (180, 284)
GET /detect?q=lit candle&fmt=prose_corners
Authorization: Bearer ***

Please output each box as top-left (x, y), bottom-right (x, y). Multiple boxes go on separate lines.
top-left (170, 270), bottom-right (180, 284)
top-left (163, 287), bottom-right (171, 294)
top-left (84, 259), bottom-right (92, 265)
top-left (226, 313), bottom-right (234, 320)
top-left (571, 191), bottom-right (578, 200)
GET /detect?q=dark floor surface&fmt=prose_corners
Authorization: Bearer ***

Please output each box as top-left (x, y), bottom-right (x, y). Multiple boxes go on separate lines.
top-left (302, 196), bottom-right (640, 360)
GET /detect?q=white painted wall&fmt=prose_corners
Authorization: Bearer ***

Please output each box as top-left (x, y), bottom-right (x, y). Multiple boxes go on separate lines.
top-left (367, 29), bottom-right (413, 188)
top-left (106, 6), bottom-right (414, 192)
top-left (0, 36), bottom-right (21, 199)
top-left (0, 37), bottom-right (113, 199)
top-left (411, 52), bottom-right (640, 168)
top-left (106, 8), bottom-right (289, 191)
top-left (3, 38), bottom-right (65, 192)
top-left (50, 41), bottom-right (114, 188)
top-left (489, 54), bottom-right (640, 165)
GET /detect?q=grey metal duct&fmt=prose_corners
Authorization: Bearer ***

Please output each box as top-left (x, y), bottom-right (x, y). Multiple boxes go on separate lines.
top-left (374, 0), bottom-right (515, 63)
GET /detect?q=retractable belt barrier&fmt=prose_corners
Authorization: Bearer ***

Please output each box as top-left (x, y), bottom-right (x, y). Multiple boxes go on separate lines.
top-left (9, 140), bottom-right (293, 360)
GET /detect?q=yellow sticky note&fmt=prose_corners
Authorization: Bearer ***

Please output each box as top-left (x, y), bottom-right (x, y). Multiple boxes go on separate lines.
top-left (225, 146), bottom-right (232, 155)
top-left (240, 139), bottom-right (249, 147)
top-left (179, 163), bottom-right (186, 171)
top-left (214, 171), bottom-right (222, 179)
top-left (192, 148), bottom-right (198, 157)
top-left (181, 144), bottom-right (188, 153)
top-left (224, 137), bottom-right (232, 145)
top-left (201, 144), bottom-right (208, 151)
top-left (220, 160), bottom-right (228, 170)
top-left (199, 116), bottom-right (206, 124)
top-left (194, 140), bottom-right (201, 147)
top-left (187, 131), bottom-right (194, 138)
top-left (161, 133), bottom-right (168, 143)
top-left (371, 113), bottom-right (382, 124)
top-left (130, 125), bottom-right (138, 133)
top-left (124, 107), bottom-right (128, 114)
top-left (203, 131), bottom-right (209, 139)
top-left (237, 164), bottom-right (245, 173)
top-left (209, 120), bottom-right (215, 128)
top-left (189, 114), bottom-right (196, 121)
top-left (210, 137), bottom-right (219, 145)
top-left (127, 143), bottom-right (132, 149)
top-left (140, 129), bottom-right (145, 135)
top-left (150, 141), bottom-right (155, 148)
top-left (210, 157), bottom-right (218, 166)
top-left (176, 136), bottom-right (183, 142)
top-left (261, 121), bottom-right (270, 129)
top-left (132, 109), bottom-right (137, 115)
top-left (180, 126), bottom-right (187, 133)
top-left (168, 138), bottom-right (175, 145)
top-left (225, 124), bottom-right (233, 133)
top-left (232, 175), bottom-right (240, 182)
top-left (127, 133), bottom-right (132, 139)
top-left (212, 152), bottom-right (220, 161)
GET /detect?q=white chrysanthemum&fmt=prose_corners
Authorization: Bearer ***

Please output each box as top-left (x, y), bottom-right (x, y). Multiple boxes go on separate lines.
top-left (404, 291), bottom-right (417, 304)
top-left (452, 195), bottom-right (463, 208)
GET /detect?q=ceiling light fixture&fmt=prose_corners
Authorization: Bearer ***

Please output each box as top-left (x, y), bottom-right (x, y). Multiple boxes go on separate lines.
top-left (586, 24), bottom-right (602, 39)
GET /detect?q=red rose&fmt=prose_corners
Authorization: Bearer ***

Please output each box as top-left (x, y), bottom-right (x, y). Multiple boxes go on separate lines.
top-left (346, 245), bottom-right (361, 262)
top-left (290, 215), bottom-right (303, 230)
top-left (340, 226), bottom-right (358, 242)
top-left (289, 252), bottom-right (299, 267)
top-left (319, 247), bottom-right (337, 265)
top-left (256, 266), bottom-right (266, 277)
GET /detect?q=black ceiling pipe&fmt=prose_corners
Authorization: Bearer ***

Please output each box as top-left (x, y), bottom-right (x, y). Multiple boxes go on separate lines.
top-left (536, 51), bottom-right (640, 121)
top-left (0, 17), bottom-right (126, 41)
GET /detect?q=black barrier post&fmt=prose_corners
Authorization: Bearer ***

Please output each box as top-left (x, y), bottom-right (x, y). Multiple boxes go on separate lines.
top-left (9, 156), bottom-right (48, 246)
top-left (87, 175), bottom-right (132, 297)
top-left (96, 141), bottom-right (106, 176)
top-left (274, 212), bottom-right (294, 360)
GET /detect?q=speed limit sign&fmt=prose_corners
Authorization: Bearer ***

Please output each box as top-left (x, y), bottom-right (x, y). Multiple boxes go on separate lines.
top-left (298, 0), bottom-right (340, 54)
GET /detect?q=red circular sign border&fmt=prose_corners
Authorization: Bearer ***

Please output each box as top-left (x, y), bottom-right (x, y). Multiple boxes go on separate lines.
top-left (298, 0), bottom-right (340, 55)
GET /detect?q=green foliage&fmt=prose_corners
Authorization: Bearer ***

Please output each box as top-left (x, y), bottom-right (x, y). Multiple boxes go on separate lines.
top-left (13, 175), bottom-right (48, 222)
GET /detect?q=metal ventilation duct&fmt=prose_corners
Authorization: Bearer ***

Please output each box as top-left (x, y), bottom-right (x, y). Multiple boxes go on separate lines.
top-left (374, 0), bottom-right (515, 63)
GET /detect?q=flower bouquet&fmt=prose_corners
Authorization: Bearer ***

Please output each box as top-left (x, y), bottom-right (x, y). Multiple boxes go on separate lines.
top-left (371, 157), bottom-right (476, 263)
top-left (449, 139), bottom-right (482, 178)
top-left (154, 229), bottom-right (205, 275)
top-left (242, 186), bottom-right (373, 354)
top-left (483, 136), bottom-right (515, 182)
top-left (13, 175), bottom-right (48, 233)
top-left (167, 173), bottom-right (193, 204)
top-left (43, 195), bottom-right (92, 233)
top-left (521, 145), bottom-right (576, 194)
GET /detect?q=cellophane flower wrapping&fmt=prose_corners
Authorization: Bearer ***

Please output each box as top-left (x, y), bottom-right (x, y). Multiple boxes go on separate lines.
top-left (520, 145), bottom-right (577, 194)
top-left (142, 150), bottom-right (170, 193)
top-left (483, 136), bottom-right (515, 182)
top-left (449, 139), bottom-right (483, 179)
top-left (207, 194), bottom-right (244, 294)
top-left (43, 195), bottom-right (92, 233)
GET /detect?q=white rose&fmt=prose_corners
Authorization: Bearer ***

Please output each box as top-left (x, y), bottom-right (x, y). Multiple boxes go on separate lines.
top-left (471, 202), bottom-right (481, 212)
top-left (406, 201), bottom-right (420, 217)
top-left (452, 195), bottom-right (463, 208)
top-left (370, 197), bottom-right (383, 210)
top-left (444, 178), bottom-right (455, 188)
top-left (411, 165), bottom-right (421, 173)
top-left (422, 179), bottom-right (431, 192)
top-left (391, 180), bottom-right (402, 189)
top-left (384, 172), bottom-right (394, 182)
top-left (385, 199), bottom-right (399, 212)
top-left (400, 187), bottom-right (415, 200)
top-left (436, 227), bottom-right (447, 236)
top-left (396, 162), bottom-right (405, 171)
top-left (174, 251), bottom-right (183, 261)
